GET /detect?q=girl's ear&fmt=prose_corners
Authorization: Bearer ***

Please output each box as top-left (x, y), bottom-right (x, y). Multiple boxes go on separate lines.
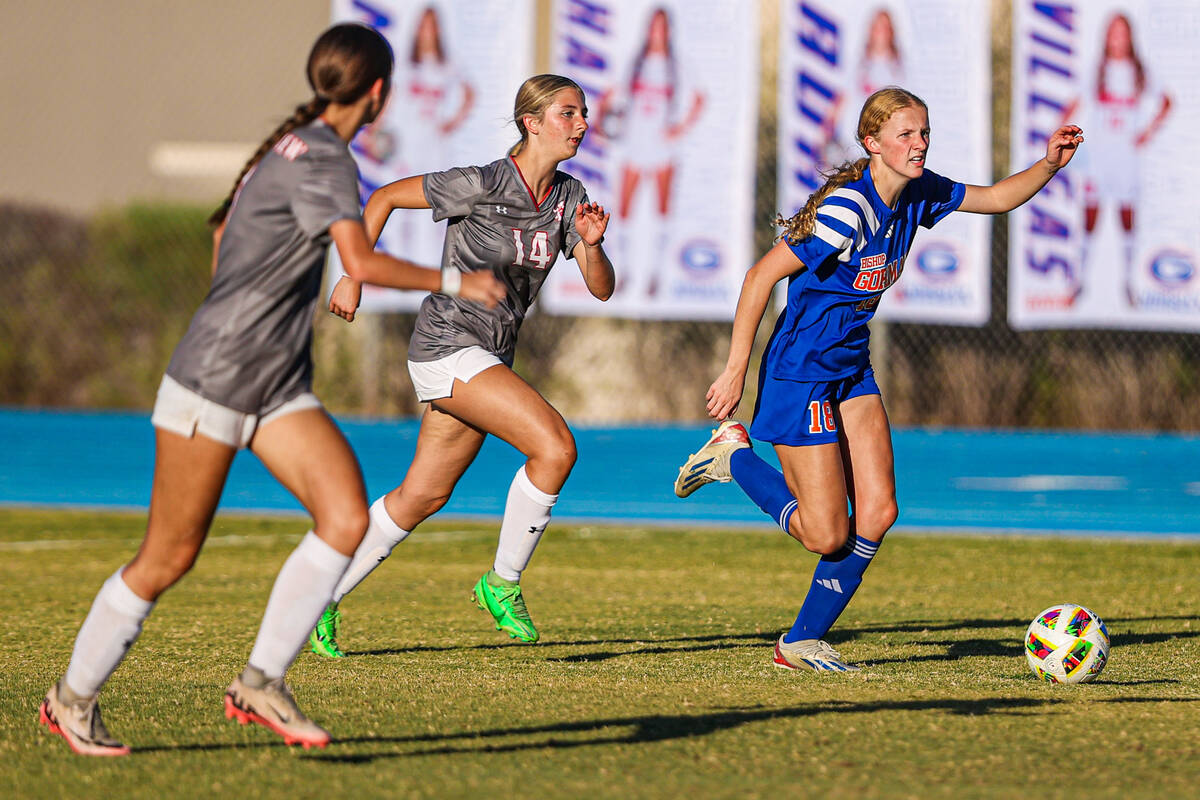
top-left (862, 135), bottom-right (881, 155)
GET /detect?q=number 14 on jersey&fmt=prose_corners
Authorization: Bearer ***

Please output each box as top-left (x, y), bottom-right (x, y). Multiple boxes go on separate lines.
top-left (511, 229), bottom-right (552, 270)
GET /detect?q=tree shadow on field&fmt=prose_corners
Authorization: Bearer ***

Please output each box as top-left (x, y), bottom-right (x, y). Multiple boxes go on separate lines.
top-left (302, 695), bottom-right (1198, 764)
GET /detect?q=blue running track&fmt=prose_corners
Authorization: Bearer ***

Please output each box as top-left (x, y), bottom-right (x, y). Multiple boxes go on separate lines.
top-left (1, 409), bottom-right (1197, 538)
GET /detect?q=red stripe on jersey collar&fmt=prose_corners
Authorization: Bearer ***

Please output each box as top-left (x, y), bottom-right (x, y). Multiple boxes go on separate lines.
top-left (509, 156), bottom-right (553, 209)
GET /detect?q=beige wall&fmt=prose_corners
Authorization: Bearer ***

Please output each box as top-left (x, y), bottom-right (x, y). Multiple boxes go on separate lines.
top-left (1, 0), bottom-right (555, 215)
top-left (1, 0), bottom-right (330, 213)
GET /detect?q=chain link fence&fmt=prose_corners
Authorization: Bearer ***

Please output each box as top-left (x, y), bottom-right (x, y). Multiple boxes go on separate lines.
top-left (2, 2), bottom-right (1197, 431)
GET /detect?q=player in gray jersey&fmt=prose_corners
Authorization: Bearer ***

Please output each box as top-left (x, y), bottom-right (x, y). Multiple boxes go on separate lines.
top-left (39, 24), bottom-right (504, 757)
top-left (313, 74), bottom-right (614, 653)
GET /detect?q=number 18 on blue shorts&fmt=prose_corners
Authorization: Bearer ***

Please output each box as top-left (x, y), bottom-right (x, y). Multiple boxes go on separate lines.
top-left (748, 366), bottom-right (880, 446)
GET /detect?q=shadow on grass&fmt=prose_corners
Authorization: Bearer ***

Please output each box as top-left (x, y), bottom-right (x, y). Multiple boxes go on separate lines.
top-left (131, 693), bottom-right (1195, 757)
top-left (536, 615), bottom-right (1199, 665)
top-left (300, 695), bottom-right (1199, 763)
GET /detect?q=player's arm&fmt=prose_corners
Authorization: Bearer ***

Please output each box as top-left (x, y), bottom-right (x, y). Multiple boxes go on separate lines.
top-left (958, 125), bottom-right (1083, 215)
top-left (328, 219), bottom-right (504, 320)
top-left (210, 221), bottom-right (226, 277)
top-left (571, 202), bottom-right (615, 301)
top-left (1135, 93), bottom-right (1172, 147)
top-left (331, 176), bottom-right (434, 319)
top-left (363, 176), bottom-right (431, 246)
top-left (707, 241), bottom-right (804, 421)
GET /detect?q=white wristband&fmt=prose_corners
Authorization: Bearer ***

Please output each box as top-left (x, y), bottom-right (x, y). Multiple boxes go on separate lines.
top-left (439, 267), bottom-right (462, 297)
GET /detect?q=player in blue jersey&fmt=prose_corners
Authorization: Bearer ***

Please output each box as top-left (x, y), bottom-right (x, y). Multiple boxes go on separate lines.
top-left (312, 74), bottom-right (614, 654)
top-left (38, 24), bottom-right (504, 757)
top-left (675, 87), bottom-right (1082, 672)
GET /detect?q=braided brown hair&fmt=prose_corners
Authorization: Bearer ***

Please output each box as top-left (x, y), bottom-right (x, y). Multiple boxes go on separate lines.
top-left (208, 23), bottom-right (394, 226)
top-left (777, 86), bottom-right (926, 244)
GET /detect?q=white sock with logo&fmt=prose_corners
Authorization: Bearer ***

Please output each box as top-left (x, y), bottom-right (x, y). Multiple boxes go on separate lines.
top-left (492, 466), bottom-right (558, 583)
top-left (331, 497), bottom-right (411, 603)
top-left (63, 568), bottom-right (155, 698)
top-left (248, 531), bottom-right (351, 679)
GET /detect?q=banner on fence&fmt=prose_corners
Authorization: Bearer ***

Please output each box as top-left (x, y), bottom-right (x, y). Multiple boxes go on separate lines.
top-left (1010, 0), bottom-right (1200, 331)
top-left (328, 0), bottom-right (534, 311)
top-left (538, 0), bottom-right (759, 320)
top-left (777, 0), bottom-right (992, 326)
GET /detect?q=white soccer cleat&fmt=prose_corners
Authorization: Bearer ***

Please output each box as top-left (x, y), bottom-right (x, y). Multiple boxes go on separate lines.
top-left (773, 636), bottom-right (860, 673)
top-left (39, 680), bottom-right (131, 757)
top-left (674, 420), bottom-right (751, 498)
top-left (224, 668), bottom-right (332, 749)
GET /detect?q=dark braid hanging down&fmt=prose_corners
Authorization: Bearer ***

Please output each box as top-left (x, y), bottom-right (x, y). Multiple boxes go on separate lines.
top-left (208, 23), bottom-right (393, 227)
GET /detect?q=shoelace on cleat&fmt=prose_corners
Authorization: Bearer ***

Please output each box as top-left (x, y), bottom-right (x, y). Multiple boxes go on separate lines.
top-left (495, 586), bottom-right (532, 623)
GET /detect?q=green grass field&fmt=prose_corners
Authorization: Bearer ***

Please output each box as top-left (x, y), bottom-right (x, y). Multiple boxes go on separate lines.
top-left (2, 508), bottom-right (1197, 799)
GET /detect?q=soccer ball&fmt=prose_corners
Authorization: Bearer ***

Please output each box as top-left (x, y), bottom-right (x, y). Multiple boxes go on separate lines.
top-left (1024, 604), bottom-right (1110, 684)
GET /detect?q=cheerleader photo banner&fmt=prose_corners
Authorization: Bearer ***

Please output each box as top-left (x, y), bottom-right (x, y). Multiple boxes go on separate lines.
top-left (328, 0), bottom-right (536, 312)
top-left (1010, 0), bottom-right (1200, 331)
top-left (777, 0), bottom-right (993, 326)
top-left (540, 0), bottom-right (760, 321)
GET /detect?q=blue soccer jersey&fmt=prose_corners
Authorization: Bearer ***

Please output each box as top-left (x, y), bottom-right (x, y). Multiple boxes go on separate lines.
top-left (761, 166), bottom-right (965, 381)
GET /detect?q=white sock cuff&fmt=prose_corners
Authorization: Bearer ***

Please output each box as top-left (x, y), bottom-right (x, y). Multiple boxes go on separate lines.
top-left (515, 465), bottom-right (558, 507)
top-left (107, 568), bottom-right (154, 617)
top-left (298, 531), bottom-right (352, 574)
top-left (369, 497), bottom-right (410, 541)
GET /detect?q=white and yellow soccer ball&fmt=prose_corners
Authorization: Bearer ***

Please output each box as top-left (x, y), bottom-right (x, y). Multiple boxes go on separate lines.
top-left (1024, 604), bottom-right (1110, 684)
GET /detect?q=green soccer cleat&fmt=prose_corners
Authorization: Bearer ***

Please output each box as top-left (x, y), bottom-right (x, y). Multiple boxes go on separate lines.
top-left (472, 570), bottom-right (539, 643)
top-left (308, 602), bottom-right (346, 658)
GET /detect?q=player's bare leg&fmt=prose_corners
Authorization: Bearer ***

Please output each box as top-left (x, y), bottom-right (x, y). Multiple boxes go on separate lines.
top-left (435, 364), bottom-right (576, 642)
top-left (1120, 204), bottom-right (1136, 306)
top-left (43, 430), bottom-right (235, 755)
top-left (1075, 201), bottom-right (1100, 305)
top-left (382, 403), bottom-right (486, 530)
top-left (772, 394), bottom-right (896, 672)
top-left (221, 408), bottom-right (371, 748)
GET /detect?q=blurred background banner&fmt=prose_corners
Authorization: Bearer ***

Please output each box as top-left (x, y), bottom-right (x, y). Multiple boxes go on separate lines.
top-left (777, 0), bottom-right (992, 326)
top-left (540, 0), bottom-right (759, 321)
top-left (328, 0), bottom-right (536, 311)
top-left (3, 0), bottom-right (1200, 433)
top-left (1010, 0), bottom-right (1200, 331)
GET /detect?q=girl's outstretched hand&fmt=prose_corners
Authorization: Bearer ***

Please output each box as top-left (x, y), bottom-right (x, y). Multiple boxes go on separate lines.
top-left (575, 202), bottom-right (611, 246)
top-left (706, 367), bottom-right (746, 421)
top-left (1047, 124), bottom-right (1084, 171)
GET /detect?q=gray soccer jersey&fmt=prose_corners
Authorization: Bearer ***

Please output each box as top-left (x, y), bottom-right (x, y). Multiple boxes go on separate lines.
top-left (166, 120), bottom-right (361, 414)
top-left (408, 156), bottom-right (589, 363)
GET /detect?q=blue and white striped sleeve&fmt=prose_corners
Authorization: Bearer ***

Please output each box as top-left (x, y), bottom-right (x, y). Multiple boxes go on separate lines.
top-left (787, 195), bottom-right (866, 267)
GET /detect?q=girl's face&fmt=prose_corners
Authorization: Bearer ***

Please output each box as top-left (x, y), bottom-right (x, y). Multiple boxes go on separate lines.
top-left (416, 10), bottom-right (439, 54)
top-left (529, 88), bottom-right (589, 160)
top-left (866, 104), bottom-right (929, 181)
top-left (1105, 16), bottom-right (1133, 58)
top-left (648, 11), bottom-right (670, 51)
top-left (868, 11), bottom-right (895, 51)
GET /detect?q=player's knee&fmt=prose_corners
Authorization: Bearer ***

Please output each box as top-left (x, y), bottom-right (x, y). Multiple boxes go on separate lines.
top-left (795, 512), bottom-right (850, 555)
top-left (315, 504), bottom-right (369, 552)
top-left (534, 426), bottom-right (576, 480)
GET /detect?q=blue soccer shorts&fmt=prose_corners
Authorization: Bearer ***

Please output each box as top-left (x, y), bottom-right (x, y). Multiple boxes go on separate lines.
top-left (749, 366), bottom-right (880, 446)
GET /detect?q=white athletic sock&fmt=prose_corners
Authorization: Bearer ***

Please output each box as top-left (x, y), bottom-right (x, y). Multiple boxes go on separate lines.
top-left (63, 568), bottom-right (155, 698)
top-left (492, 466), bottom-right (558, 583)
top-left (331, 497), bottom-right (411, 603)
top-left (247, 531), bottom-right (351, 679)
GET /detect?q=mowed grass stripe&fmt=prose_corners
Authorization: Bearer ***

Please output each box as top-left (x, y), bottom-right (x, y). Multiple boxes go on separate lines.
top-left (2, 509), bottom-right (1197, 800)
